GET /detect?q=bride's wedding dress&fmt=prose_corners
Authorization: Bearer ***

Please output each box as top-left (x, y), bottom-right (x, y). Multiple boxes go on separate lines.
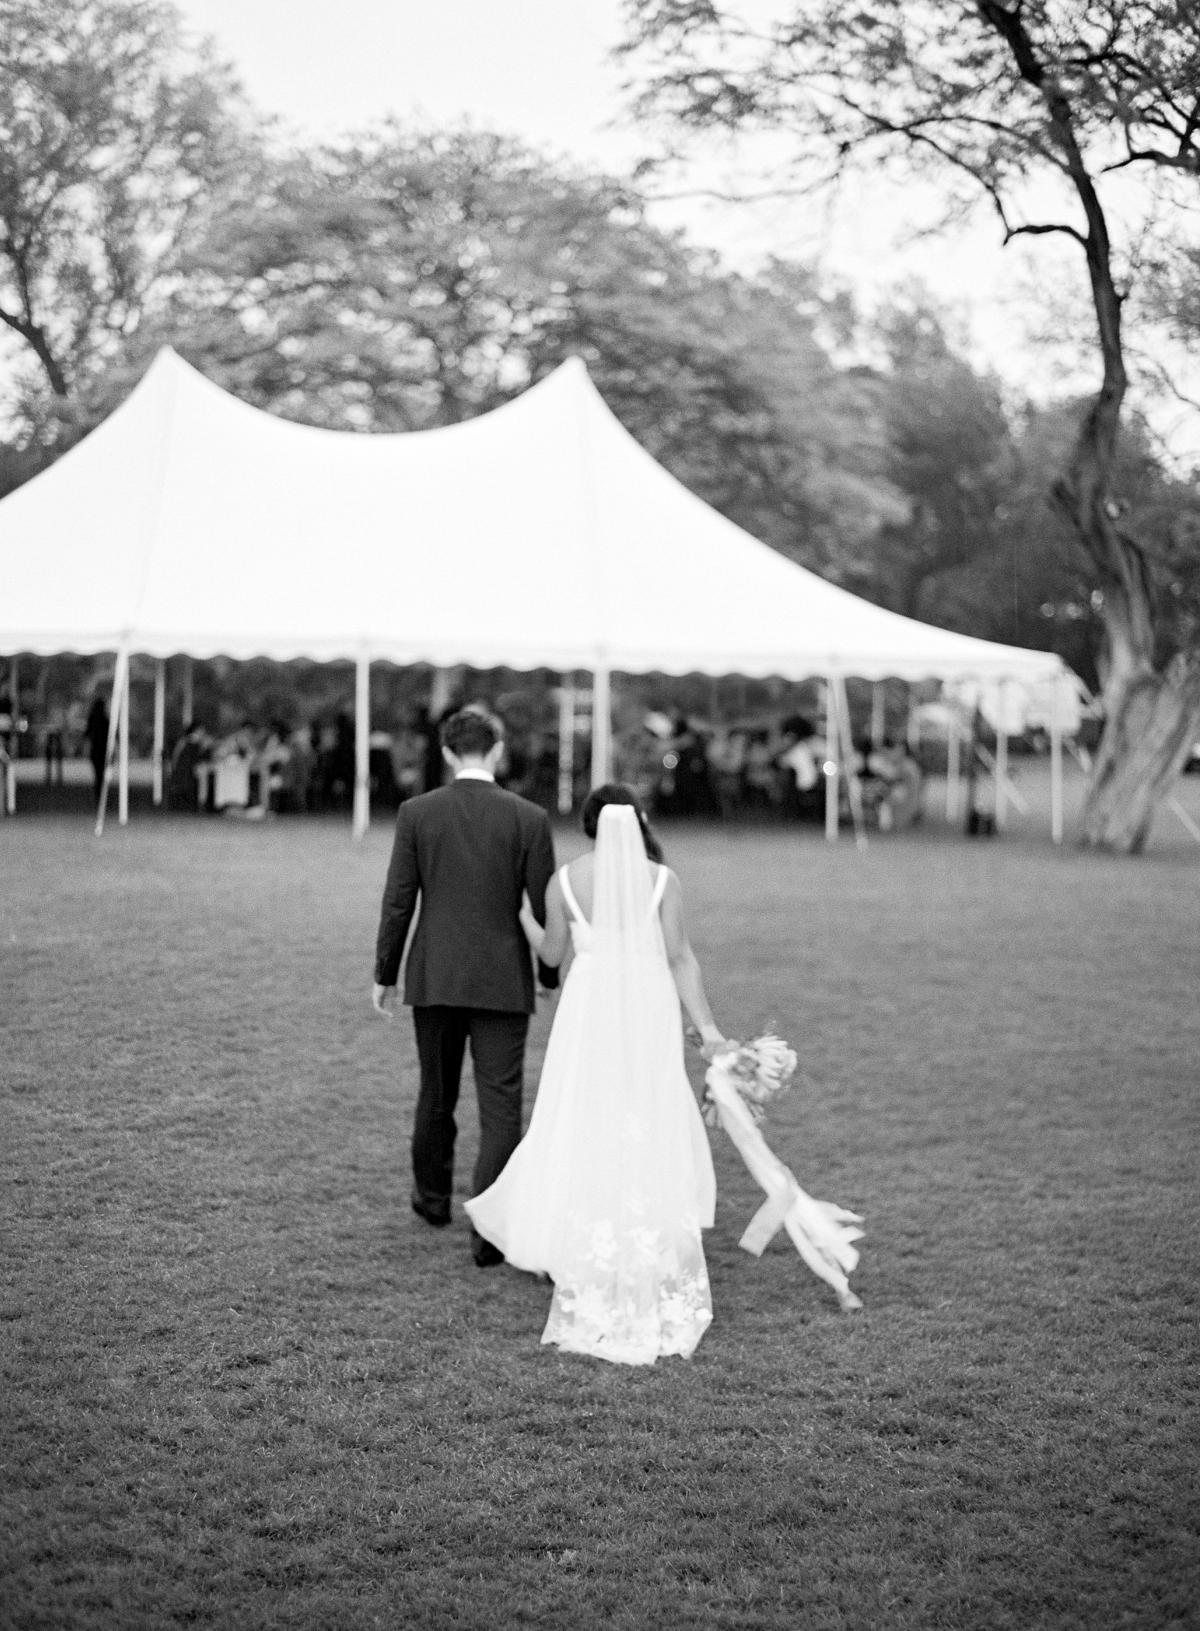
top-left (466, 808), bottom-right (715, 1365)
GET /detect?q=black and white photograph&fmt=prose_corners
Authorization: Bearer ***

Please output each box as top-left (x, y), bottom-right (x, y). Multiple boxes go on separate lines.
top-left (2, 2), bottom-right (1198, 1627)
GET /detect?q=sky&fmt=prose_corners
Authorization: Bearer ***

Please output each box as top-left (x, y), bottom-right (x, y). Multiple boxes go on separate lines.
top-left (156, 1), bottom-right (1195, 461)
top-left (172, 0), bottom-right (1006, 274)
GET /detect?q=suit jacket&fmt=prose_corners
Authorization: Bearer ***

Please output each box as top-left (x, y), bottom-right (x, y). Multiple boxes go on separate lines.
top-left (374, 777), bottom-right (556, 1013)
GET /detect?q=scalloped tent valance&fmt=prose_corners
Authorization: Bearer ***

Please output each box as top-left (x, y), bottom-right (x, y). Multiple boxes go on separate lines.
top-left (0, 347), bottom-right (1069, 688)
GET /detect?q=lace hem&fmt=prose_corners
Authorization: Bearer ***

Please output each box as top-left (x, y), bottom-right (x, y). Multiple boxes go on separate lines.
top-left (539, 1215), bottom-right (712, 1366)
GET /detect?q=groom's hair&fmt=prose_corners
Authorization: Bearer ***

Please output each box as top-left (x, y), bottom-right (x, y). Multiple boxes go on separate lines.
top-left (441, 707), bottom-right (502, 759)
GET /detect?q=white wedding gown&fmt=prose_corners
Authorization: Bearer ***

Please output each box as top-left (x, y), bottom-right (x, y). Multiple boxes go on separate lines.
top-left (466, 811), bottom-right (716, 1366)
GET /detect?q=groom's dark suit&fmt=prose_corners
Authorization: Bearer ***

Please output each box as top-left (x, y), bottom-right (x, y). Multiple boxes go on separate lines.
top-left (374, 774), bottom-right (557, 1218)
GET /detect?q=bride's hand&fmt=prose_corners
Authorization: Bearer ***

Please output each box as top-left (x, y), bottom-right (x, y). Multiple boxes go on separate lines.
top-left (519, 903), bottom-right (546, 952)
top-left (699, 1030), bottom-right (731, 1062)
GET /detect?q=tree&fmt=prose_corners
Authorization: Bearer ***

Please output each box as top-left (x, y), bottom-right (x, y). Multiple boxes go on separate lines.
top-left (623, 0), bottom-right (1200, 851)
top-left (158, 124), bottom-right (904, 569)
top-left (0, 0), bottom-right (248, 430)
top-left (864, 297), bottom-right (1019, 624)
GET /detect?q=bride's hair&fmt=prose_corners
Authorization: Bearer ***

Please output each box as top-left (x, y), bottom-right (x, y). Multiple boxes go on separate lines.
top-left (581, 783), bottom-right (664, 863)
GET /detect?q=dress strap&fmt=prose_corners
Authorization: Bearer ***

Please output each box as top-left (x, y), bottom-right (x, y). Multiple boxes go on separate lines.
top-left (650, 864), bottom-right (669, 912)
top-left (559, 864), bottom-right (585, 925)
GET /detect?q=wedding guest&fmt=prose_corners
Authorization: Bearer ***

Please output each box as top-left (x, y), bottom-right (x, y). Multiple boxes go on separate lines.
top-left (389, 721), bottom-right (426, 804)
top-left (368, 728), bottom-right (400, 808)
top-left (331, 711), bottom-right (355, 804)
top-left (658, 716), bottom-right (718, 817)
top-left (42, 702), bottom-right (66, 786)
top-left (964, 718), bottom-right (997, 837)
top-left (260, 721), bottom-right (293, 812)
top-left (742, 729), bottom-right (779, 813)
top-left (871, 738), bottom-right (923, 831)
top-left (777, 715), bottom-right (823, 821)
top-left (279, 726), bottom-right (315, 812)
top-left (167, 720), bottom-right (208, 811)
top-left (84, 694), bottom-right (110, 798)
top-left (707, 725), bottom-right (749, 819)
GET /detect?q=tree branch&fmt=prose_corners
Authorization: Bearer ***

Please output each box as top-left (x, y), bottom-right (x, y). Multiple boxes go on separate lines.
top-left (1004, 221), bottom-right (1087, 246)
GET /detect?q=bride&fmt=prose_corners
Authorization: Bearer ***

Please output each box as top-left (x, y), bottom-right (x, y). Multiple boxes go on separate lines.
top-left (465, 784), bottom-right (725, 1366)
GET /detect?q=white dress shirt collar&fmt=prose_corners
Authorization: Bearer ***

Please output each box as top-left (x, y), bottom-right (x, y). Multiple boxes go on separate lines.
top-left (455, 768), bottom-right (496, 782)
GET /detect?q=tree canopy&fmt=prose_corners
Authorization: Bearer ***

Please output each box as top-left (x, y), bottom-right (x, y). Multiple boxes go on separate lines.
top-left (0, 0), bottom-right (250, 428)
top-left (622, 0), bottom-right (1200, 847)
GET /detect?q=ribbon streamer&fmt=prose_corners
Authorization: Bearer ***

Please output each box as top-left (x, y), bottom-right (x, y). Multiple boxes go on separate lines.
top-left (705, 1062), bottom-right (864, 1311)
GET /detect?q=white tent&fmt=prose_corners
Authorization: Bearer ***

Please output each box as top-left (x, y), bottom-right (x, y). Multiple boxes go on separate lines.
top-left (0, 347), bottom-right (1075, 834)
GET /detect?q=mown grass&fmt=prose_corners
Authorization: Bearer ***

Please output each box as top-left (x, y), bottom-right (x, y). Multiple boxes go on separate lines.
top-left (2, 790), bottom-right (1198, 1630)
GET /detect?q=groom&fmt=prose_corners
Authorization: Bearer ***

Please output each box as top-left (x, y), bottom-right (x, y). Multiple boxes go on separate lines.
top-left (372, 708), bottom-right (557, 1266)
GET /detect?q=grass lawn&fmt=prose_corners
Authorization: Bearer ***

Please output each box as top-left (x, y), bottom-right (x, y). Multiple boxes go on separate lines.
top-left (2, 786), bottom-right (1197, 1630)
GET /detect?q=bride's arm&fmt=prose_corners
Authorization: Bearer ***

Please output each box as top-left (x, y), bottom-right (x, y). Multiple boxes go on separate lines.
top-left (659, 870), bottom-right (725, 1052)
top-left (522, 874), bottom-right (570, 966)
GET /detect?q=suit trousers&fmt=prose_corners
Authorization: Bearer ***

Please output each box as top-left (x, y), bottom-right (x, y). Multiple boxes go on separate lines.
top-left (410, 1005), bottom-right (529, 1216)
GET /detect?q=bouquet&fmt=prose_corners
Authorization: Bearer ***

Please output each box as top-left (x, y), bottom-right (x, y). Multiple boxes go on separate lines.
top-left (699, 1029), bottom-right (864, 1312)
top-left (702, 1033), bottom-right (798, 1126)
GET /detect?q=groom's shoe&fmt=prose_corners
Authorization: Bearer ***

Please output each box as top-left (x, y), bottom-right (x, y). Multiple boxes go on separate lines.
top-left (411, 1195), bottom-right (451, 1229)
top-left (471, 1231), bottom-right (505, 1269)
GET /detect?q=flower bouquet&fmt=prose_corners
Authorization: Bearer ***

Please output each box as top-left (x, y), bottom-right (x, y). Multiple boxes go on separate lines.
top-left (701, 1029), bottom-right (864, 1312)
top-left (702, 1033), bottom-right (798, 1127)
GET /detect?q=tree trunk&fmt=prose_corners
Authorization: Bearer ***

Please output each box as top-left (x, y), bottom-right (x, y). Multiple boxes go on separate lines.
top-left (1082, 656), bottom-right (1200, 852)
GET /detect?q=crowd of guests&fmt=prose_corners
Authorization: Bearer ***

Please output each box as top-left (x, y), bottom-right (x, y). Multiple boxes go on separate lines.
top-left (2, 676), bottom-right (926, 832)
top-left (611, 712), bottom-right (924, 830)
top-left (156, 702), bottom-right (927, 830)
top-left (165, 715), bottom-right (358, 815)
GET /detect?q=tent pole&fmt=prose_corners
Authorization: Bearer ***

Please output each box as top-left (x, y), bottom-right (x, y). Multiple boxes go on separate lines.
top-left (1167, 797), bottom-right (1200, 845)
top-left (823, 675), bottom-right (839, 842)
top-left (352, 649), bottom-right (370, 840)
top-left (95, 648), bottom-right (128, 836)
top-left (181, 656), bottom-right (194, 725)
top-left (118, 655), bottom-right (130, 826)
top-left (152, 658), bottom-right (166, 806)
top-left (557, 679), bottom-right (575, 815)
top-left (870, 681), bottom-right (884, 748)
top-left (836, 675), bottom-right (868, 849)
top-left (946, 712), bottom-right (961, 824)
top-left (590, 662), bottom-right (612, 789)
top-left (1050, 673), bottom-right (1064, 845)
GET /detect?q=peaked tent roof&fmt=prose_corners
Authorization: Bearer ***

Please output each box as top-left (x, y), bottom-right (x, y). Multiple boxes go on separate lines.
top-left (0, 348), bottom-right (1068, 685)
